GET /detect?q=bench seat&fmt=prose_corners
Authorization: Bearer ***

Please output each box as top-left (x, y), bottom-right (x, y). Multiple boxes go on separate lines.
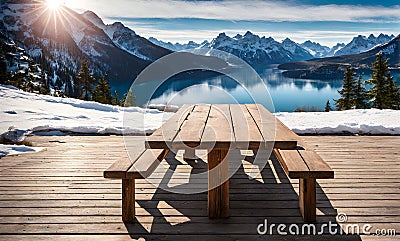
top-left (273, 148), bottom-right (334, 222)
top-left (274, 149), bottom-right (334, 179)
top-left (104, 148), bottom-right (168, 222)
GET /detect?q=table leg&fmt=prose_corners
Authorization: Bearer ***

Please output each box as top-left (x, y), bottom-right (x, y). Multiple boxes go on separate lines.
top-left (122, 179), bottom-right (135, 223)
top-left (208, 148), bottom-right (229, 218)
top-left (183, 148), bottom-right (196, 160)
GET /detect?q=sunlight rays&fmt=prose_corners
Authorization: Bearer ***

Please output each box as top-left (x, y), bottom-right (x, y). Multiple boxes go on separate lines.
top-left (46, 0), bottom-right (64, 10)
top-left (18, 0), bottom-right (89, 40)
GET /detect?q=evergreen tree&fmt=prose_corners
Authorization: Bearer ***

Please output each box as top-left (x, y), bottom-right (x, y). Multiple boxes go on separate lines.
top-left (366, 53), bottom-right (396, 109)
top-left (336, 66), bottom-right (356, 110)
top-left (75, 60), bottom-right (95, 100)
top-left (396, 81), bottom-right (400, 110)
top-left (354, 75), bottom-right (367, 109)
top-left (112, 90), bottom-right (120, 106)
top-left (92, 77), bottom-right (112, 104)
top-left (325, 100), bottom-right (332, 112)
top-left (389, 80), bottom-right (400, 110)
top-left (39, 71), bottom-right (50, 95)
top-left (121, 89), bottom-right (135, 107)
top-left (0, 59), bottom-right (8, 84)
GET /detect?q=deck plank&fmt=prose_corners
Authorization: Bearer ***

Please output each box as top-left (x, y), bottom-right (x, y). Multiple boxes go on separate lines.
top-left (171, 104), bottom-right (211, 149)
top-left (230, 104), bottom-right (263, 149)
top-left (145, 104), bottom-right (194, 149)
top-left (201, 104), bottom-right (235, 149)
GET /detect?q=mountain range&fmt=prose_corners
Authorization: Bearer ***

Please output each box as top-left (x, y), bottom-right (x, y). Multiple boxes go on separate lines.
top-left (279, 34), bottom-right (400, 79)
top-left (149, 32), bottom-right (395, 60)
top-left (1, 0), bottom-right (398, 95)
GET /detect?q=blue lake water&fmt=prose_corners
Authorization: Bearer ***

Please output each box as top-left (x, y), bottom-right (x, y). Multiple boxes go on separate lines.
top-left (133, 66), bottom-right (343, 112)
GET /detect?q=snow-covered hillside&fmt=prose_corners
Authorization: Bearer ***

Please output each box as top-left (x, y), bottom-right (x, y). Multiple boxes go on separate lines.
top-left (276, 109), bottom-right (400, 135)
top-left (0, 85), bottom-right (173, 136)
top-left (2, 84), bottom-right (400, 138)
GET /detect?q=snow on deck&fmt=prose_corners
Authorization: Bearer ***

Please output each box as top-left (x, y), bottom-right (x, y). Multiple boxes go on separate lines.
top-left (0, 144), bottom-right (45, 158)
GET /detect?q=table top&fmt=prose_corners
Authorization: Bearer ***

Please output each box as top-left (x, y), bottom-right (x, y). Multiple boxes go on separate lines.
top-left (146, 104), bottom-right (298, 150)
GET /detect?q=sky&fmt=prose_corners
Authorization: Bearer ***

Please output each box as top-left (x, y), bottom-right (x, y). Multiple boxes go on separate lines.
top-left (65, 0), bottom-right (400, 47)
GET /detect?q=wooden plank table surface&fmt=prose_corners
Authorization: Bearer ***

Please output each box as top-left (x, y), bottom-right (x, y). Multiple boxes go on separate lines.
top-left (146, 104), bottom-right (298, 218)
top-left (146, 104), bottom-right (298, 150)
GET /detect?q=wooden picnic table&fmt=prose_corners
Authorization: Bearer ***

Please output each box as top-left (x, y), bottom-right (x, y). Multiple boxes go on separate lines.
top-left (145, 104), bottom-right (299, 218)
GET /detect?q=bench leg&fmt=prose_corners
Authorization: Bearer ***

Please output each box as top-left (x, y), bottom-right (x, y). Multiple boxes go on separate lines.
top-left (208, 149), bottom-right (229, 218)
top-left (122, 179), bottom-right (135, 223)
top-left (299, 178), bottom-right (316, 222)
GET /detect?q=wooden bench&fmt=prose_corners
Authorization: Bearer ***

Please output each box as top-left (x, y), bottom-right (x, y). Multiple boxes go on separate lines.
top-left (273, 147), bottom-right (334, 222)
top-left (103, 148), bottom-right (168, 222)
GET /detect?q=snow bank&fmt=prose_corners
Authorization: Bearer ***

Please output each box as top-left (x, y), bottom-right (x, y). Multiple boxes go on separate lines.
top-left (0, 85), bottom-right (173, 136)
top-left (2, 84), bottom-right (400, 137)
top-left (275, 109), bottom-right (400, 135)
top-left (0, 144), bottom-right (45, 158)
top-left (146, 104), bottom-right (180, 112)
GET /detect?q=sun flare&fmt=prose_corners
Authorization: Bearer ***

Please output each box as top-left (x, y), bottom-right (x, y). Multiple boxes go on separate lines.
top-left (46, 0), bottom-right (64, 10)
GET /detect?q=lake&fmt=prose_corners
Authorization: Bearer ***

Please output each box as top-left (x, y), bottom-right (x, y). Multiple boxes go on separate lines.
top-left (133, 66), bottom-right (343, 112)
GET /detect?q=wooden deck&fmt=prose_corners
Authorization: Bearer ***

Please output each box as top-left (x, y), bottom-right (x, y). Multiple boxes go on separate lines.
top-left (0, 135), bottom-right (399, 240)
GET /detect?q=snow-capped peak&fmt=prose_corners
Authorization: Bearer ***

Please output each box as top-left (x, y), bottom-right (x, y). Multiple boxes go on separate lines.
top-left (233, 34), bottom-right (242, 40)
top-left (81, 10), bottom-right (105, 29)
top-left (335, 33), bottom-right (395, 56)
top-left (300, 40), bottom-right (331, 58)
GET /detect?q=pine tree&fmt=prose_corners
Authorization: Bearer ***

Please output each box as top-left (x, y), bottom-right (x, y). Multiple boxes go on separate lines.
top-left (39, 71), bottom-right (50, 95)
top-left (112, 90), bottom-right (119, 106)
top-left (92, 77), bottom-right (112, 104)
top-left (0, 59), bottom-right (8, 84)
top-left (325, 100), bottom-right (332, 112)
top-left (366, 53), bottom-right (395, 109)
top-left (336, 66), bottom-right (356, 110)
top-left (75, 60), bottom-right (95, 100)
top-left (389, 80), bottom-right (400, 110)
top-left (354, 75), bottom-right (367, 109)
top-left (121, 89), bottom-right (135, 107)
top-left (396, 81), bottom-right (400, 110)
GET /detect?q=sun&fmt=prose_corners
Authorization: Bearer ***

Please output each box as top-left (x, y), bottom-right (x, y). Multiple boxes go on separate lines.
top-left (46, 0), bottom-right (64, 10)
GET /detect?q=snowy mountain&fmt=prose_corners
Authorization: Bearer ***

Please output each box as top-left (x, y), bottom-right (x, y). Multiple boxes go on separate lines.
top-left (299, 34), bottom-right (395, 58)
top-left (148, 37), bottom-right (208, 51)
top-left (334, 33), bottom-right (395, 56)
top-left (82, 11), bottom-right (171, 61)
top-left (326, 43), bottom-right (346, 57)
top-left (300, 41), bottom-right (331, 58)
top-left (0, 32), bottom-right (50, 94)
top-left (281, 38), bottom-right (314, 61)
top-left (201, 31), bottom-right (314, 66)
top-left (0, 1), bottom-right (170, 96)
top-left (279, 34), bottom-right (400, 79)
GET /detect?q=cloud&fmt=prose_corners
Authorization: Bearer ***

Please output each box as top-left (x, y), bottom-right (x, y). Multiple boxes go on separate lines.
top-left (72, 0), bottom-right (400, 23)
